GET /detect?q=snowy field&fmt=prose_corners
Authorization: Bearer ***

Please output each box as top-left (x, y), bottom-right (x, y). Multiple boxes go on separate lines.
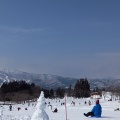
top-left (0, 97), bottom-right (120, 120)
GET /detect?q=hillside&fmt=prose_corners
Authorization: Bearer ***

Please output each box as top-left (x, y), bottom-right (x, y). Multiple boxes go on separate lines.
top-left (0, 68), bottom-right (120, 89)
top-left (0, 68), bottom-right (77, 89)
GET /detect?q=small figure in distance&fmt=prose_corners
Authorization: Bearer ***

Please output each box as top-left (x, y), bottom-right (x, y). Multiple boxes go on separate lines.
top-left (52, 108), bottom-right (58, 113)
top-left (9, 104), bottom-right (12, 111)
top-left (88, 100), bottom-right (91, 106)
top-left (114, 108), bottom-right (120, 111)
top-left (84, 99), bottom-right (102, 117)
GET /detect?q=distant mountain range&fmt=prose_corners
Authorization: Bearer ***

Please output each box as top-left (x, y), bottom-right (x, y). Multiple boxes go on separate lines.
top-left (0, 68), bottom-right (120, 89)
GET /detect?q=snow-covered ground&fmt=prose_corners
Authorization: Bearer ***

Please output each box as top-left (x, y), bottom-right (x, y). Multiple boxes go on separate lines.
top-left (1, 97), bottom-right (120, 120)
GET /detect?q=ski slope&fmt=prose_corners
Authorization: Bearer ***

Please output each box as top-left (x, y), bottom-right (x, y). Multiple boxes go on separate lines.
top-left (0, 97), bottom-right (120, 120)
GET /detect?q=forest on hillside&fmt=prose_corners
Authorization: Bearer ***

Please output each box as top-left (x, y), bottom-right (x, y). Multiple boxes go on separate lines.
top-left (0, 78), bottom-right (109, 102)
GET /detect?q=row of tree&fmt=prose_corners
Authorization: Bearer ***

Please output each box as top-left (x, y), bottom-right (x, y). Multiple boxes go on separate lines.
top-left (1, 80), bottom-right (35, 93)
top-left (0, 78), bottom-right (91, 102)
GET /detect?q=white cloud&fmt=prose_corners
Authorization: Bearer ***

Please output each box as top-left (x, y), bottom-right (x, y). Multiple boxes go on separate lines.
top-left (0, 26), bottom-right (43, 34)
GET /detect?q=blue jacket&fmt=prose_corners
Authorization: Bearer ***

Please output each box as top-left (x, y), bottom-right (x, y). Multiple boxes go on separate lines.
top-left (91, 104), bottom-right (102, 117)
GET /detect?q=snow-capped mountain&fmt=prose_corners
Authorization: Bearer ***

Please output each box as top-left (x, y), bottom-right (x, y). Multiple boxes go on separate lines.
top-left (0, 68), bottom-right (77, 89)
top-left (0, 68), bottom-right (120, 89)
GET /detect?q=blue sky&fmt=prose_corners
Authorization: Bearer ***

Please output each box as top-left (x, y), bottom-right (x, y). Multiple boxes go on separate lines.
top-left (0, 0), bottom-right (120, 78)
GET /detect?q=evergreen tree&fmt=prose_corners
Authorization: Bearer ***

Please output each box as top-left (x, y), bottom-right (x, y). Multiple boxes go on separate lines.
top-left (56, 87), bottom-right (65, 98)
top-left (74, 78), bottom-right (90, 98)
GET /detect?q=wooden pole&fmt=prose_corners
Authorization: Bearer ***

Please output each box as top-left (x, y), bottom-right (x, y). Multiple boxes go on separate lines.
top-left (65, 95), bottom-right (68, 120)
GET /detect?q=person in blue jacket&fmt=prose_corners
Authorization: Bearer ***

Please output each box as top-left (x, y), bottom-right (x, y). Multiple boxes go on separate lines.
top-left (84, 99), bottom-right (102, 117)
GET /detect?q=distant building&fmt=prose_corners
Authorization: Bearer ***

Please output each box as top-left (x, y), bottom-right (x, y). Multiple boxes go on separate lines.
top-left (90, 92), bottom-right (101, 99)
